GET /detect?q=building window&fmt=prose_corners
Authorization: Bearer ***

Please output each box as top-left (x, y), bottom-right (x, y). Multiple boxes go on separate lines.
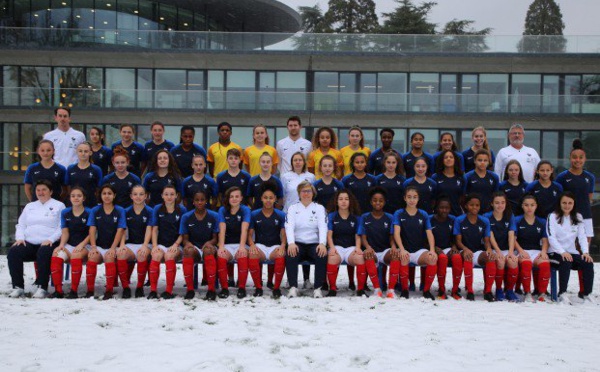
top-left (479, 74), bottom-right (508, 113)
top-left (106, 68), bottom-right (135, 108)
top-left (226, 71), bottom-right (256, 110)
top-left (155, 69), bottom-right (186, 108)
top-left (511, 74), bottom-right (541, 113)
top-left (409, 73), bottom-right (439, 112)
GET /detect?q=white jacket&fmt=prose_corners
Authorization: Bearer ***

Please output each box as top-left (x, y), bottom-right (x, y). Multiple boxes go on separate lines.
top-left (546, 212), bottom-right (589, 255)
top-left (15, 198), bottom-right (65, 244)
top-left (285, 202), bottom-right (327, 245)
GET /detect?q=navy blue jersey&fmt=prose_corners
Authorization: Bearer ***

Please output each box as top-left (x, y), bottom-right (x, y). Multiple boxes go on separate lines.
top-left (24, 162), bottom-right (67, 201)
top-left (91, 146), bottom-right (112, 177)
top-left (556, 170), bottom-right (595, 219)
top-left (65, 164), bottom-right (103, 207)
top-left (88, 205), bottom-right (127, 248)
top-left (433, 151), bottom-right (466, 172)
top-left (124, 205), bottom-right (153, 244)
top-left (368, 148), bottom-right (400, 175)
top-left (142, 172), bottom-right (183, 207)
top-left (402, 177), bottom-right (437, 214)
top-left (453, 214), bottom-right (491, 252)
top-left (462, 148), bottom-right (496, 173)
top-left (393, 209), bottom-right (431, 253)
top-left (327, 212), bottom-right (360, 248)
top-left (464, 170), bottom-right (500, 213)
top-left (375, 173), bottom-right (406, 214)
top-left (250, 209), bottom-right (286, 247)
top-left (247, 175), bottom-right (284, 209)
top-left (60, 207), bottom-right (91, 246)
top-left (170, 144), bottom-right (207, 178)
top-left (182, 174), bottom-right (218, 209)
top-left (150, 204), bottom-right (187, 247)
top-left (216, 170), bottom-right (251, 200)
top-left (499, 181), bottom-right (528, 215)
top-left (431, 173), bottom-right (466, 216)
top-left (515, 215), bottom-right (547, 250)
top-left (143, 140), bottom-right (175, 163)
top-left (402, 152), bottom-right (434, 178)
top-left (313, 179), bottom-right (344, 211)
top-left (483, 212), bottom-right (516, 251)
top-left (342, 173), bottom-right (377, 213)
top-left (429, 214), bottom-right (455, 249)
top-left (100, 172), bottom-right (142, 208)
top-left (111, 141), bottom-right (144, 177)
top-left (357, 212), bottom-right (394, 253)
top-left (525, 181), bottom-right (563, 218)
top-left (218, 205), bottom-right (252, 245)
top-left (179, 210), bottom-right (220, 248)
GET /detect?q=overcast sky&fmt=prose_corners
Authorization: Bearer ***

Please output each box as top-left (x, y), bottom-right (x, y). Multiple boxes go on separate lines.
top-left (282, 0), bottom-right (600, 35)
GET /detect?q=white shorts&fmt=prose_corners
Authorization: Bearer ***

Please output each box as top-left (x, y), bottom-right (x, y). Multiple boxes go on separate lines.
top-left (125, 243), bottom-right (152, 257)
top-left (64, 244), bottom-right (90, 254)
top-left (409, 249), bottom-right (428, 266)
top-left (157, 245), bottom-right (183, 254)
top-left (583, 218), bottom-right (594, 238)
top-left (334, 246), bottom-right (356, 265)
top-left (522, 249), bottom-right (541, 262)
top-left (224, 243), bottom-right (248, 257)
top-left (442, 248), bottom-right (452, 255)
top-left (256, 244), bottom-right (279, 259)
top-left (375, 248), bottom-right (391, 264)
top-left (472, 250), bottom-right (484, 267)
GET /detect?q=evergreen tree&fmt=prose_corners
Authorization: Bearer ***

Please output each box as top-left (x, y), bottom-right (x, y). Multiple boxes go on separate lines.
top-left (518, 0), bottom-right (566, 52)
top-left (323, 0), bottom-right (379, 34)
top-left (380, 0), bottom-right (437, 34)
top-left (440, 19), bottom-right (492, 52)
top-left (298, 5), bottom-right (331, 33)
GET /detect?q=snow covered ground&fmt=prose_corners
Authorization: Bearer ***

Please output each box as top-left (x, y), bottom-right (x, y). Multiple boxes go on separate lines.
top-left (0, 256), bottom-right (598, 372)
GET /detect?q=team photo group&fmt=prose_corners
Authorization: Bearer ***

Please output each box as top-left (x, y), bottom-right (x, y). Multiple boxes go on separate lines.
top-left (7, 107), bottom-right (595, 304)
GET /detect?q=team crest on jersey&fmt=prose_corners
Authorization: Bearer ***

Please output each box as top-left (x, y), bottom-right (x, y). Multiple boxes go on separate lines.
top-left (397, 180), bottom-right (401, 185)
top-left (537, 227), bottom-right (541, 233)
top-left (54, 171), bottom-right (59, 177)
top-left (333, 187), bottom-right (338, 192)
top-left (384, 222), bottom-right (389, 228)
top-left (98, 153), bottom-right (104, 159)
top-left (457, 180), bottom-right (461, 186)
top-left (113, 216), bottom-right (118, 222)
top-left (478, 226), bottom-right (483, 232)
top-left (237, 215), bottom-right (241, 221)
top-left (489, 179), bottom-right (494, 185)
top-left (553, 190), bottom-right (557, 196)
top-left (142, 216), bottom-right (147, 223)
top-left (131, 149), bottom-right (136, 155)
top-left (367, 181), bottom-right (372, 187)
top-left (203, 184), bottom-right (208, 189)
top-left (274, 219), bottom-right (279, 225)
top-left (82, 218), bottom-right (86, 223)
top-left (418, 219), bottom-right (423, 225)
top-left (300, 147), bottom-right (305, 151)
top-left (128, 182), bottom-right (133, 187)
top-left (241, 179), bottom-right (245, 185)
top-left (207, 222), bottom-right (212, 228)
top-left (428, 186), bottom-right (433, 191)
top-left (89, 172), bottom-right (94, 178)
top-left (585, 178), bottom-right (590, 183)
top-left (350, 221), bottom-right (355, 227)
top-left (176, 215), bottom-right (181, 221)
top-left (505, 222), bottom-right (509, 228)
top-left (49, 207), bottom-right (54, 211)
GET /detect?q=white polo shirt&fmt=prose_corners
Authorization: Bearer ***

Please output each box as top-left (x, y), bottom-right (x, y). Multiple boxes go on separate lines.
top-left (494, 144), bottom-right (540, 183)
top-left (15, 198), bottom-right (65, 244)
top-left (276, 136), bottom-right (312, 175)
top-left (44, 127), bottom-right (86, 168)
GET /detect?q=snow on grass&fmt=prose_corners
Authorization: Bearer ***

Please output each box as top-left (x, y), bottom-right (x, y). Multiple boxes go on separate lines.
top-left (0, 257), bottom-right (598, 371)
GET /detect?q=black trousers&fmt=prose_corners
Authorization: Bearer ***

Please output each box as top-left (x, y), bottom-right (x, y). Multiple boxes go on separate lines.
top-left (285, 243), bottom-right (327, 289)
top-left (549, 253), bottom-right (594, 296)
top-left (8, 242), bottom-right (57, 290)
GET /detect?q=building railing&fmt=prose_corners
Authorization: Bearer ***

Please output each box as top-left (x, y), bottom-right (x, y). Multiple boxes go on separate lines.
top-left (2, 88), bottom-right (599, 114)
top-left (1, 28), bottom-right (600, 54)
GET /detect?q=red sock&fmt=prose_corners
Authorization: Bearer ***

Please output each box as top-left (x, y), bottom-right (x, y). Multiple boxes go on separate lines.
top-left (249, 258), bottom-right (262, 289)
top-left (533, 268), bottom-right (539, 293)
top-left (347, 266), bottom-right (355, 285)
top-left (356, 264), bottom-right (366, 291)
top-left (227, 262), bottom-right (234, 282)
top-left (136, 260), bottom-right (148, 289)
top-left (273, 257), bottom-right (285, 290)
top-left (578, 269), bottom-right (584, 295)
top-left (267, 263), bottom-right (275, 285)
top-left (520, 260), bottom-right (532, 293)
top-left (537, 261), bottom-right (551, 295)
top-left (217, 257), bottom-right (229, 289)
top-left (437, 254), bottom-right (448, 292)
top-left (399, 263), bottom-right (409, 291)
top-left (117, 259), bottom-right (130, 289)
top-left (484, 262), bottom-right (496, 293)
top-left (165, 260), bottom-right (176, 294)
top-left (495, 267), bottom-right (505, 291)
top-left (388, 260), bottom-right (400, 290)
top-left (204, 255), bottom-right (217, 291)
top-left (50, 257), bottom-right (64, 294)
top-left (237, 257), bottom-right (249, 289)
top-left (183, 257), bottom-right (195, 291)
top-left (70, 258), bottom-right (83, 292)
top-left (327, 264), bottom-right (339, 291)
top-left (423, 264), bottom-right (437, 292)
top-left (86, 261), bottom-right (98, 293)
top-left (463, 261), bottom-right (474, 293)
top-left (105, 262), bottom-right (117, 292)
top-left (505, 267), bottom-right (519, 291)
top-left (365, 260), bottom-right (380, 289)
top-left (451, 255), bottom-right (463, 293)
top-left (409, 266), bottom-right (415, 287)
top-left (149, 260), bottom-right (160, 292)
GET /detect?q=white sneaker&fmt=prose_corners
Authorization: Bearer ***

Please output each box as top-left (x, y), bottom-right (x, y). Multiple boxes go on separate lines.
top-left (373, 288), bottom-right (383, 298)
top-left (313, 289), bottom-right (323, 298)
top-left (303, 279), bottom-right (312, 289)
top-left (9, 288), bottom-right (25, 298)
top-left (32, 288), bottom-right (48, 299)
top-left (288, 287), bottom-right (298, 298)
top-left (385, 289), bottom-right (396, 299)
top-left (583, 295), bottom-right (596, 304)
top-left (524, 293), bottom-right (535, 303)
top-left (558, 294), bottom-right (572, 305)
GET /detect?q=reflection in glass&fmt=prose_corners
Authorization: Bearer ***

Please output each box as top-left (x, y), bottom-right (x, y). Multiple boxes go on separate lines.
top-left (155, 69), bottom-right (185, 108)
top-left (479, 74), bottom-right (508, 113)
top-left (409, 73), bottom-right (438, 112)
top-left (511, 74), bottom-right (541, 113)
